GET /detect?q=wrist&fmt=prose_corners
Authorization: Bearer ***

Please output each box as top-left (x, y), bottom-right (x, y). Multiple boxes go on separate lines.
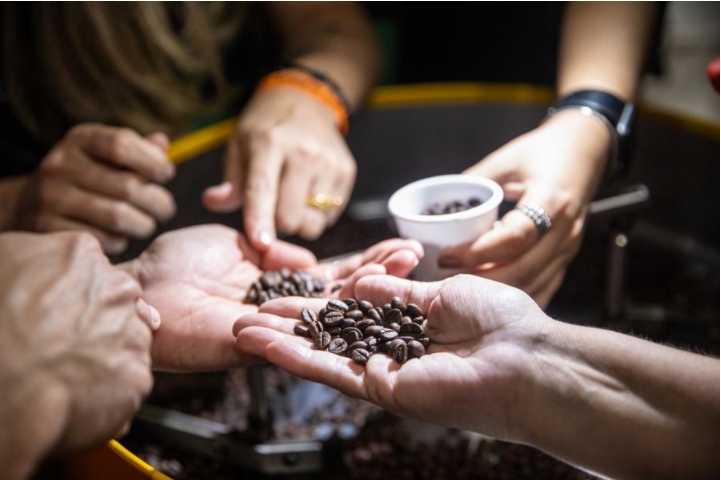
top-left (0, 372), bottom-right (70, 480)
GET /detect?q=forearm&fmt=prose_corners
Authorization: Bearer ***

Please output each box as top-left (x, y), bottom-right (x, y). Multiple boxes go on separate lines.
top-left (524, 321), bottom-right (719, 479)
top-left (265, 2), bottom-right (381, 109)
top-left (0, 175), bottom-right (31, 231)
top-left (558, 2), bottom-right (657, 99)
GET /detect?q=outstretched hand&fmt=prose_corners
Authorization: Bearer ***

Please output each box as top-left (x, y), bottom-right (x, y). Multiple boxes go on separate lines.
top-left (121, 225), bottom-right (422, 371)
top-left (234, 274), bottom-right (548, 441)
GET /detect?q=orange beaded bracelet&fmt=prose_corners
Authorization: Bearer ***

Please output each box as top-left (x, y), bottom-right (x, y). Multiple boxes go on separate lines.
top-left (255, 69), bottom-right (350, 135)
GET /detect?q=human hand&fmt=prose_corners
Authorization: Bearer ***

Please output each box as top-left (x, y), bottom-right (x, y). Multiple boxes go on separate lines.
top-left (0, 232), bottom-right (153, 480)
top-left (203, 87), bottom-right (356, 249)
top-left (440, 110), bottom-right (612, 307)
top-left (234, 274), bottom-right (549, 442)
top-left (121, 224), bottom-right (422, 372)
top-left (14, 124), bottom-right (176, 254)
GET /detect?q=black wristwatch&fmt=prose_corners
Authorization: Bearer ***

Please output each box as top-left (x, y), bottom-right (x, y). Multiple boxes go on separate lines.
top-left (545, 90), bottom-right (637, 181)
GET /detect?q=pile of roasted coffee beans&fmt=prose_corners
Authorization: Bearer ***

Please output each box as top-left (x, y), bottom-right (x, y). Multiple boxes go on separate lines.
top-left (294, 297), bottom-right (430, 365)
top-left (245, 269), bottom-right (326, 306)
top-left (422, 197), bottom-right (483, 215)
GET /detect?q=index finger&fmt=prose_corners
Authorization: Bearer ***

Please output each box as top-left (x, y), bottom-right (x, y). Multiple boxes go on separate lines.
top-left (68, 124), bottom-right (174, 183)
top-left (243, 137), bottom-right (284, 251)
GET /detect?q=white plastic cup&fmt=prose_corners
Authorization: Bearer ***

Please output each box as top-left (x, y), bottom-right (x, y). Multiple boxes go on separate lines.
top-left (388, 175), bottom-right (504, 281)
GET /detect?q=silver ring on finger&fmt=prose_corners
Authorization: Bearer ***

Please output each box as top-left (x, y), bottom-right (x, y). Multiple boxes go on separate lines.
top-left (516, 203), bottom-right (552, 237)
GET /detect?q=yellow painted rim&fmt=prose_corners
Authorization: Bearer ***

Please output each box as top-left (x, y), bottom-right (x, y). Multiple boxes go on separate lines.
top-left (167, 82), bottom-right (718, 165)
top-left (107, 440), bottom-right (174, 480)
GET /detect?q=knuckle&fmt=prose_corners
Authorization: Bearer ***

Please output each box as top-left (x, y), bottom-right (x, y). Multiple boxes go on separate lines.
top-left (119, 173), bottom-right (142, 200)
top-left (108, 130), bottom-right (135, 160)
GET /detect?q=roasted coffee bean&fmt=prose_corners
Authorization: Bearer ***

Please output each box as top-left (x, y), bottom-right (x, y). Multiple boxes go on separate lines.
top-left (308, 320), bottom-right (324, 338)
top-left (327, 327), bottom-right (342, 336)
top-left (400, 316), bottom-right (412, 325)
top-left (343, 298), bottom-right (358, 310)
top-left (389, 323), bottom-right (401, 332)
top-left (384, 308), bottom-right (402, 325)
top-left (339, 318), bottom-right (357, 329)
top-left (407, 340), bottom-right (426, 358)
top-left (323, 311), bottom-right (344, 327)
top-left (366, 308), bottom-right (383, 324)
top-left (301, 308), bottom-right (317, 324)
top-left (314, 331), bottom-right (331, 350)
top-left (412, 316), bottom-right (425, 325)
top-left (258, 291), bottom-right (270, 304)
top-left (405, 303), bottom-right (423, 318)
top-left (327, 299), bottom-right (350, 313)
top-left (422, 197), bottom-right (483, 215)
top-left (356, 319), bottom-right (377, 331)
top-left (399, 322), bottom-right (423, 335)
top-left (390, 296), bottom-right (406, 311)
top-left (267, 290), bottom-right (279, 300)
top-left (382, 303), bottom-right (392, 313)
top-left (398, 335), bottom-right (416, 343)
top-left (388, 339), bottom-right (408, 364)
top-left (347, 341), bottom-right (368, 353)
top-left (351, 349), bottom-right (371, 365)
top-left (341, 327), bottom-right (362, 344)
top-left (245, 270), bottom-right (326, 305)
top-left (328, 338), bottom-right (348, 355)
top-left (318, 308), bottom-right (328, 320)
top-left (364, 325), bottom-right (384, 338)
top-left (260, 272), bottom-right (277, 289)
top-left (330, 283), bottom-right (342, 293)
top-left (369, 345), bottom-right (379, 354)
top-left (359, 300), bottom-right (373, 313)
top-left (279, 268), bottom-right (291, 280)
top-left (379, 328), bottom-right (398, 342)
top-left (418, 337), bottom-right (431, 349)
top-left (345, 309), bottom-right (364, 321)
top-left (293, 324), bottom-right (311, 338)
top-left (363, 337), bottom-right (379, 348)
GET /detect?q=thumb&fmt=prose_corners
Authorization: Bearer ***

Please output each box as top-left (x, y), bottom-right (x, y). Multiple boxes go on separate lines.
top-left (261, 241), bottom-right (317, 271)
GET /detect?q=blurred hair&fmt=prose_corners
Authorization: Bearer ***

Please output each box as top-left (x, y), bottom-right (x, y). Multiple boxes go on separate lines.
top-left (3, 2), bottom-right (245, 145)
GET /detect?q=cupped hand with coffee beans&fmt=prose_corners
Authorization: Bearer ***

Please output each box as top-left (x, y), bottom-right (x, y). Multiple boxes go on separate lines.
top-left (0, 232), bottom-right (154, 480)
top-left (236, 274), bottom-right (719, 480)
top-left (441, 109), bottom-right (612, 307)
top-left (8, 123), bottom-right (176, 254)
top-left (202, 87), bottom-right (357, 250)
top-left (120, 224), bottom-right (422, 371)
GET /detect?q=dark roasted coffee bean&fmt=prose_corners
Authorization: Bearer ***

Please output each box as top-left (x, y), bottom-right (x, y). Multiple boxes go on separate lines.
top-left (407, 340), bottom-right (426, 358)
top-left (398, 336), bottom-right (415, 343)
top-left (327, 299), bottom-right (350, 313)
top-left (308, 320), bottom-right (324, 338)
top-left (363, 337), bottom-right (379, 348)
top-left (389, 339), bottom-right (408, 364)
top-left (343, 298), bottom-right (358, 310)
top-left (384, 308), bottom-right (402, 325)
top-left (303, 278), bottom-right (314, 294)
top-left (389, 322), bottom-right (401, 332)
top-left (314, 331), bottom-right (331, 350)
top-left (369, 345), bottom-right (379, 354)
top-left (267, 289), bottom-right (279, 300)
top-left (260, 272), bottom-right (278, 289)
top-left (345, 309), bottom-right (363, 321)
top-left (328, 338), bottom-right (348, 355)
top-left (366, 308), bottom-right (383, 324)
top-left (246, 285), bottom-right (259, 304)
top-left (390, 296), bottom-right (406, 311)
top-left (379, 328), bottom-right (398, 342)
top-left (339, 318), bottom-right (357, 329)
top-left (418, 337), bottom-right (431, 349)
top-left (469, 197), bottom-right (482, 207)
top-left (341, 327), bottom-right (362, 344)
top-left (364, 325), bottom-right (384, 338)
top-left (293, 324), bottom-right (311, 338)
top-left (301, 308), bottom-right (317, 324)
top-left (329, 283), bottom-right (341, 293)
top-left (356, 319), bottom-right (376, 331)
top-left (279, 268), bottom-right (291, 280)
top-left (405, 303), bottom-right (423, 318)
top-left (399, 322), bottom-right (423, 335)
top-left (382, 303), bottom-right (392, 313)
top-left (352, 349), bottom-right (371, 365)
top-left (327, 327), bottom-right (342, 336)
top-left (400, 316), bottom-right (412, 325)
top-left (358, 300), bottom-right (374, 313)
top-left (323, 310), bottom-right (344, 327)
top-left (347, 341), bottom-right (368, 353)
top-left (412, 316), bottom-right (425, 325)
top-left (258, 291), bottom-right (269, 304)
top-left (317, 308), bottom-right (327, 320)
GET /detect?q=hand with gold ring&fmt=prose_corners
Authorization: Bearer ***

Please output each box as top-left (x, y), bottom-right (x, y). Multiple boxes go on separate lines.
top-left (439, 109), bottom-right (613, 307)
top-left (306, 193), bottom-right (344, 213)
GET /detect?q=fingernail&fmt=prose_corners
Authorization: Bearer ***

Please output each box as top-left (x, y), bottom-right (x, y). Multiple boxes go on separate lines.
top-left (256, 227), bottom-right (273, 247)
top-left (438, 255), bottom-right (461, 268)
top-left (213, 181), bottom-right (233, 196)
